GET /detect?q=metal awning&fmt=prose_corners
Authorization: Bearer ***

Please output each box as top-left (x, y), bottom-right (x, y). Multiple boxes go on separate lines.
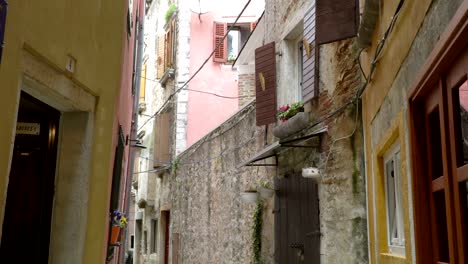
top-left (239, 126), bottom-right (327, 167)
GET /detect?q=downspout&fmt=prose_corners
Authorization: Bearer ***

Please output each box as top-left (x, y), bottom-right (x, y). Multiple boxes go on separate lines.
top-left (356, 1), bottom-right (379, 263)
top-left (122, 2), bottom-right (145, 263)
top-left (357, 0), bottom-right (379, 48)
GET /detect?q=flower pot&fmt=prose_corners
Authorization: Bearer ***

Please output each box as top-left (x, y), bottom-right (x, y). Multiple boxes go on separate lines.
top-left (258, 186), bottom-right (275, 199)
top-left (240, 191), bottom-right (259, 204)
top-left (273, 112), bottom-right (309, 139)
top-left (302, 167), bottom-right (321, 182)
top-left (110, 226), bottom-right (121, 244)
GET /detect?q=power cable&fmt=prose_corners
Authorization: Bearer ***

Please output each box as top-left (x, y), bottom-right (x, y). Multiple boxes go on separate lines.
top-left (137, 0), bottom-right (252, 132)
top-left (135, 0), bottom-right (406, 174)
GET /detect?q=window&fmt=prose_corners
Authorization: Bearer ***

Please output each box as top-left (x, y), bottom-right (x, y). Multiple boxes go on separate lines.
top-left (213, 22), bottom-right (252, 63)
top-left (150, 219), bottom-right (158, 253)
top-left (143, 231), bottom-right (148, 254)
top-left (297, 39), bottom-right (304, 99)
top-left (227, 24), bottom-right (250, 62)
top-left (130, 235), bottom-right (135, 249)
top-left (384, 143), bottom-right (405, 254)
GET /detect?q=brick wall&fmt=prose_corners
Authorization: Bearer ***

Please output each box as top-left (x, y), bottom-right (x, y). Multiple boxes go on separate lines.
top-left (238, 73), bottom-right (256, 107)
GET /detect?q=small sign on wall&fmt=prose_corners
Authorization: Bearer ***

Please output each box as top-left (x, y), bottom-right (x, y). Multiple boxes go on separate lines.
top-left (16, 122), bottom-right (40, 135)
top-left (0, 0), bottom-right (7, 64)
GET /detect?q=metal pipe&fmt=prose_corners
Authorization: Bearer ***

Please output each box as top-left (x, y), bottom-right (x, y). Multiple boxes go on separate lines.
top-left (121, 1), bottom-right (145, 263)
top-left (357, 0), bottom-right (379, 48)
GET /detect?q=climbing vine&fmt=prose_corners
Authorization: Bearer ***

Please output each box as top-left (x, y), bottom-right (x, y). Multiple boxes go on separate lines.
top-left (171, 157), bottom-right (180, 176)
top-left (252, 200), bottom-right (263, 264)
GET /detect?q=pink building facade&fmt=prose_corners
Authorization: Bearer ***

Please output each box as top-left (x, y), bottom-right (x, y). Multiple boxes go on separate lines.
top-left (186, 0), bottom-right (264, 147)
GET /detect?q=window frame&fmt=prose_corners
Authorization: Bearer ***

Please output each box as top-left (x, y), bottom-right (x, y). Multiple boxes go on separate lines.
top-left (297, 38), bottom-right (304, 101)
top-left (150, 219), bottom-right (158, 254)
top-left (383, 142), bottom-right (405, 255)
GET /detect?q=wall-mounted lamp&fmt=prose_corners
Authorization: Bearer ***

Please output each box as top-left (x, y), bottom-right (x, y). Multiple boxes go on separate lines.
top-left (126, 136), bottom-right (147, 149)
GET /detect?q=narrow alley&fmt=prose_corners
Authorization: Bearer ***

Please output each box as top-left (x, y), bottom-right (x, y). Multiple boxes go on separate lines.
top-left (0, 0), bottom-right (467, 263)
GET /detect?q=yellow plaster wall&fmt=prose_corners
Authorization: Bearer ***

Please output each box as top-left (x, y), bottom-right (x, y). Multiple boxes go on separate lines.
top-left (361, 0), bottom-right (433, 263)
top-left (0, 1), bottom-right (126, 263)
top-left (361, 0), bottom-right (432, 122)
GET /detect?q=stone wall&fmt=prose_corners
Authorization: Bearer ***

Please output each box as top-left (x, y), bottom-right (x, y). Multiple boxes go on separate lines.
top-left (167, 102), bottom-right (276, 263)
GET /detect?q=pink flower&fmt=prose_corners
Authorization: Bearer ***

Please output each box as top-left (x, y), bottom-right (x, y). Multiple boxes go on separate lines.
top-left (279, 105), bottom-right (290, 112)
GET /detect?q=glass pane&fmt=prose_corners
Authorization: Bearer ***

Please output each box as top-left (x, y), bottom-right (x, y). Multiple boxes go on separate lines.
top-left (434, 190), bottom-right (449, 262)
top-left (386, 158), bottom-right (397, 243)
top-left (456, 80), bottom-right (468, 165)
top-left (227, 30), bottom-right (239, 61)
top-left (428, 108), bottom-right (444, 179)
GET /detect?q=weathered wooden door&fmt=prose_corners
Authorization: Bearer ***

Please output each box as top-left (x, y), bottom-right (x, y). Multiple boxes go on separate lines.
top-left (275, 172), bottom-right (320, 263)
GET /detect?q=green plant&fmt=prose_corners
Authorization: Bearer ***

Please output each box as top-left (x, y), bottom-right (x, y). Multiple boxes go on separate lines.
top-left (171, 157), bottom-right (180, 176)
top-left (165, 3), bottom-right (177, 24)
top-left (277, 101), bottom-right (304, 122)
top-left (252, 200), bottom-right (263, 264)
top-left (259, 180), bottom-right (270, 189)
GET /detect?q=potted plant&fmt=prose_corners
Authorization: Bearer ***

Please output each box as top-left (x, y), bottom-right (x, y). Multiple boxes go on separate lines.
top-left (257, 180), bottom-right (275, 199)
top-left (110, 210), bottom-right (128, 245)
top-left (240, 188), bottom-right (259, 204)
top-left (277, 102), bottom-right (304, 122)
top-left (273, 101), bottom-right (309, 139)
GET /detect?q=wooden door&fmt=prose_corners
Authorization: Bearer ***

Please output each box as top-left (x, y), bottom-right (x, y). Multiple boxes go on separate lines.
top-left (0, 92), bottom-right (60, 263)
top-left (163, 210), bottom-right (170, 264)
top-left (410, 44), bottom-right (468, 263)
top-left (445, 45), bottom-right (468, 263)
top-left (275, 172), bottom-right (320, 263)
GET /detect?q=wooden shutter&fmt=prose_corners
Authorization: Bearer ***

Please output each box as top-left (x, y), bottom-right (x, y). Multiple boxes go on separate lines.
top-left (250, 22), bottom-right (257, 32)
top-left (302, 6), bottom-right (317, 101)
top-left (157, 36), bottom-right (165, 79)
top-left (153, 112), bottom-right (171, 168)
top-left (316, 0), bottom-right (358, 45)
top-left (165, 29), bottom-right (173, 69)
top-left (139, 63), bottom-right (147, 103)
top-left (213, 22), bottom-right (227, 62)
top-left (255, 42), bottom-right (277, 126)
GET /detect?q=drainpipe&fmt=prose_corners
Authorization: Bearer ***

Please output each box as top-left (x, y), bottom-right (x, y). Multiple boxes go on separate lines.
top-left (357, 0), bottom-right (379, 48)
top-left (122, 2), bottom-right (145, 263)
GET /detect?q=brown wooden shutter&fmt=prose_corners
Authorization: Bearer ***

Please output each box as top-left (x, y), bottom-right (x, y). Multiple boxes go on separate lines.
top-left (139, 63), bottom-right (147, 103)
top-left (157, 36), bottom-right (165, 79)
top-left (213, 22), bottom-right (227, 62)
top-left (302, 6), bottom-right (317, 101)
top-left (316, 0), bottom-right (358, 45)
top-left (153, 112), bottom-right (171, 168)
top-left (255, 42), bottom-right (277, 126)
top-left (165, 29), bottom-right (173, 69)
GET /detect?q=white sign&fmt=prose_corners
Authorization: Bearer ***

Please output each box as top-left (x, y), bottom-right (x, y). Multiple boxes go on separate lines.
top-left (16, 122), bottom-right (40, 135)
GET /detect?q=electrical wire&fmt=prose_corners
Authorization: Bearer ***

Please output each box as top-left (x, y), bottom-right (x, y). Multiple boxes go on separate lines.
top-left (135, 74), bottom-right (249, 99)
top-left (137, 0), bottom-right (252, 132)
top-left (134, 0), bottom-right (406, 174)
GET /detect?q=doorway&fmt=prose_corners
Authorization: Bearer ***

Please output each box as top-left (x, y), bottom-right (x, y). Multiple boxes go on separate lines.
top-left (161, 210), bottom-right (170, 264)
top-left (0, 92), bottom-right (60, 263)
top-left (275, 172), bottom-right (320, 263)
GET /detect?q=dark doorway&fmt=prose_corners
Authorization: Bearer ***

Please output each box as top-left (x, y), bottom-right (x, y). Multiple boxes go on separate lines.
top-left (162, 210), bottom-right (170, 264)
top-left (275, 172), bottom-right (320, 263)
top-left (0, 92), bottom-right (60, 263)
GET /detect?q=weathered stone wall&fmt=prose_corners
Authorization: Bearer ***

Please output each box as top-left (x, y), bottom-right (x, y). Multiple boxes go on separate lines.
top-left (167, 102), bottom-right (276, 263)
top-left (238, 73), bottom-right (256, 107)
